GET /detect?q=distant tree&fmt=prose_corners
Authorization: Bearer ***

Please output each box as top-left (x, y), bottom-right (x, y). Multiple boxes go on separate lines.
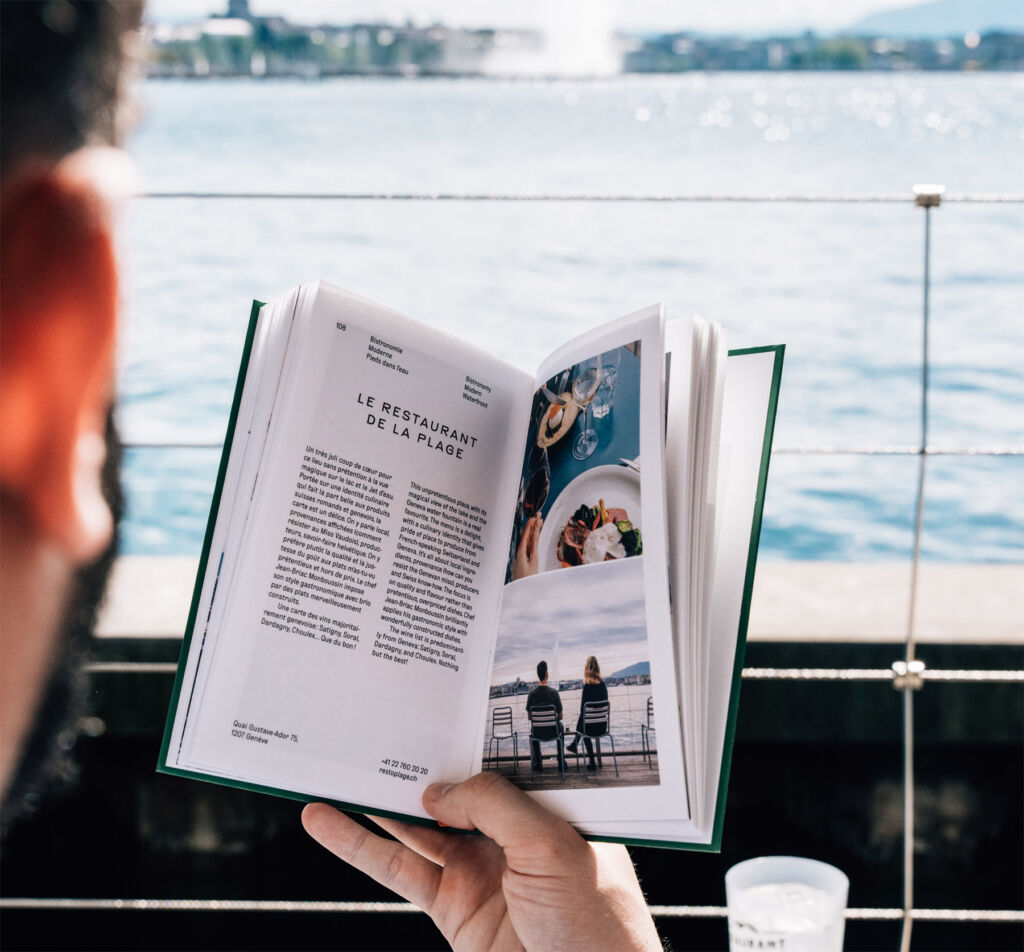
top-left (822, 38), bottom-right (869, 69)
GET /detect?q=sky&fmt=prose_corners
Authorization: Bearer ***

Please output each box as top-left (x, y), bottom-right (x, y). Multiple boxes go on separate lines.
top-left (146, 0), bottom-right (927, 35)
top-left (491, 558), bottom-right (650, 686)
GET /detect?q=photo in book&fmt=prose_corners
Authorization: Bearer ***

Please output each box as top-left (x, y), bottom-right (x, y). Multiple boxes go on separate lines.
top-left (485, 556), bottom-right (659, 790)
top-left (492, 341), bottom-right (657, 790)
top-left (507, 342), bottom-right (642, 581)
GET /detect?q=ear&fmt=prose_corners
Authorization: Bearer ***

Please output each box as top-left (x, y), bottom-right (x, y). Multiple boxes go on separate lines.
top-left (1, 156), bottom-right (120, 563)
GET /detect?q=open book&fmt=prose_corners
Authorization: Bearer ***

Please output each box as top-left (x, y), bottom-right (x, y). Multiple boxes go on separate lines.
top-left (159, 281), bottom-right (783, 849)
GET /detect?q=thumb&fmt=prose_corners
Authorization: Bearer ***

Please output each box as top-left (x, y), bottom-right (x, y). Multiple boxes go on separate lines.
top-left (423, 773), bottom-right (585, 863)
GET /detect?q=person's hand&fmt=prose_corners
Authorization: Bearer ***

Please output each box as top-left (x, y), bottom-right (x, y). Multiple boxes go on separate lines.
top-left (302, 772), bottom-right (661, 952)
top-left (512, 513), bottom-right (543, 580)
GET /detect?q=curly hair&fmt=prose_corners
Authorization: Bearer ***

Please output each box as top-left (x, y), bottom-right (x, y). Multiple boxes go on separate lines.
top-left (1, 0), bottom-right (143, 173)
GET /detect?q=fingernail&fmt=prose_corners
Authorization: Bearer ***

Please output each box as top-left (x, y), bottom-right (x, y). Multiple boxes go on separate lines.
top-left (437, 822), bottom-right (448, 828)
top-left (429, 782), bottom-right (453, 798)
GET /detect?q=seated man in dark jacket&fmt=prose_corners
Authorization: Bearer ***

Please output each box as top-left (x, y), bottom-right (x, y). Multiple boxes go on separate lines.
top-left (525, 660), bottom-right (564, 771)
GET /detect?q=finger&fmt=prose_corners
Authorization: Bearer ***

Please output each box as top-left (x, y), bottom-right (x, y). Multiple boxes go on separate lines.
top-left (524, 515), bottom-right (542, 554)
top-left (301, 803), bottom-right (442, 911)
top-left (370, 813), bottom-right (453, 867)
top-left (422, 773), bottom-right (580, 860)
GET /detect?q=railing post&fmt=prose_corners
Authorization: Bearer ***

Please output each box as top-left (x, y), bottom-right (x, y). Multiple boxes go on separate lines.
top-left (907, 183), bottom-right (943, 657)
top-left (897, 183), bottom-right (944, 952)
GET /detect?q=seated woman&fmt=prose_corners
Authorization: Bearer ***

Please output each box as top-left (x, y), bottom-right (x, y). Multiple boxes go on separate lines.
top-left (565, 655), bottom-right (608, 769)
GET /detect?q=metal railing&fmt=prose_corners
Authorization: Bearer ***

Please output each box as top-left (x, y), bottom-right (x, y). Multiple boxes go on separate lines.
top-left (123, 186), bottom-right (1024, 950)
top-left (4, 896), bottom-right (1023, 924)
top-left (81, 662), bottom-right (1024, 681)
top-left (8, 188), bottom-right (1022, 949)
top-left (142, 191), bottom-right (1024, 202)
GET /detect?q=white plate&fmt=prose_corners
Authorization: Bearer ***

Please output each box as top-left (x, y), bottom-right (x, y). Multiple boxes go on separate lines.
top-left (537, 465), bottom-right (642, 573)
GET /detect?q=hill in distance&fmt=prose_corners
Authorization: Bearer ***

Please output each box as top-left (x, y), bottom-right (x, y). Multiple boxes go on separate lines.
top-left (849, 0), bottom-right (1024, 37)
top-left (608, 661), bottom-right (650, 680)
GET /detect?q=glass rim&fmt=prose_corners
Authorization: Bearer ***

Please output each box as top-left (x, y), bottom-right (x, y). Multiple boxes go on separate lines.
top-left (725, 854), bottom-right (849, 892)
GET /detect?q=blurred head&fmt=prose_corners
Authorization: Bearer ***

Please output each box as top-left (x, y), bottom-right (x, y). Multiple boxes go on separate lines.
top-left (1, 0), bottom-right (142, 825)
top-left (536, 660), bottom-right (548, 683)
top-left (584, 656), bottom-right (601, 684)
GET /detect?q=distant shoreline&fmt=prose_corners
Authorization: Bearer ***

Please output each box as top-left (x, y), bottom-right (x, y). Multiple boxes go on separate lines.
top-left (143, 67), bottom-right (1023, 80)
top-left (146, 21), bottom-right (1024, 79)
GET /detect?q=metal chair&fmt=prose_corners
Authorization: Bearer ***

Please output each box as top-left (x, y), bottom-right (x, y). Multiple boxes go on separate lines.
top-left (487, 705), bottom-right (518, 773)
top-left (578, 700), bottom-right (618, 777)
top-left (528, 704), bottom-right (566, 780)
top-left (640, 696), bottom-right (656, 768)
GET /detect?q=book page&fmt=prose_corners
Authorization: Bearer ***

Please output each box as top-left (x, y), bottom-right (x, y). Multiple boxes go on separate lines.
top-left (587, 346), bottom-right (782, 844)
top-left (165, 290), bottom-right (302, 759)
top-left (174, 283), bottom-right (532, 818)
top-left (670, 317), bottom-right (727, 824)
top-left (700, 347), bottom-right (780, 830)
top-left (478, 307), bottom-right (691, 829)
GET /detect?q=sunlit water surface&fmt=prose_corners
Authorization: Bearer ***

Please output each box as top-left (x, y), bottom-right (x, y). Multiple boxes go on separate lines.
top-left (120, 74), bottom-right (1024, 561)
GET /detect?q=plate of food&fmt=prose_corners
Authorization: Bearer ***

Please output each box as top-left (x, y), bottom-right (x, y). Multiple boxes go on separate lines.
top-left (535, 394), bottom-right (579, 449)
top-left (538, 465), bottom-right (642, 572)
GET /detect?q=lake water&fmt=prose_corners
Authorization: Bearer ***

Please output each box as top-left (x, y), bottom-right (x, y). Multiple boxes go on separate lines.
top-left (119, 74), bottom-right (1024, 561)
top-left (485, 683), bottom-right (653, 756)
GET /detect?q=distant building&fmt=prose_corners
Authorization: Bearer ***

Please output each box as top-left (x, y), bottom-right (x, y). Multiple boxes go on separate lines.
top-left (489, 676), bottom-right (535, 699)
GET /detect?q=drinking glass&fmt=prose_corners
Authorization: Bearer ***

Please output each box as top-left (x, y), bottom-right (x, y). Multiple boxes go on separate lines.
top-left (592, 348), bottom-right (622, 420)
top-left (571, 356), bottom-right (602, 460)
top-left (725, 856), bottom-right (848, 952)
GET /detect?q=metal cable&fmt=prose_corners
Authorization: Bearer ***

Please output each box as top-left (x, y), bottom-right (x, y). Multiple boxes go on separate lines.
top-left (898, 198), bottom-right (936, 952)
top-left (85, 662), bottom-right (1024, 682)
top-left (0, 898), bottom-right (418, 913)
top-left (744, 667), bottom-right (896, 681)
top-left (2, 898), bottom-right (1021, 922)
top-left (920, 668), bottom-right (1024, 683)
top-left (741, 668), bottom-right (1024, 683)
top-left (137, 192), bottom-right (1024, 203)
top-left (119, 441), bottom-right (1024, 455)
top-left (87, 662), bottom-right (181, 674)
top-left (773, 446), bottom-right (1024, 456)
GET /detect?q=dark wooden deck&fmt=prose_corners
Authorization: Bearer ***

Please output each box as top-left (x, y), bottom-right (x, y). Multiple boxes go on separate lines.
top-left (482, 749), bottom-right (660, 790)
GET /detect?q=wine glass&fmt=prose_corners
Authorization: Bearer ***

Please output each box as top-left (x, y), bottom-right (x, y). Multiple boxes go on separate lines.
top-left (571, 356), bottom-right (602, 460)
top-left (592, 348), bottom-right (622, 420)
top-left (523, 449), bottom-right (550, 520)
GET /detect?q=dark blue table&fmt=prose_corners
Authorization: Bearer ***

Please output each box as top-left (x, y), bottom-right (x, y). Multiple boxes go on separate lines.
top-left (538, 347), bottom-right (641, 521)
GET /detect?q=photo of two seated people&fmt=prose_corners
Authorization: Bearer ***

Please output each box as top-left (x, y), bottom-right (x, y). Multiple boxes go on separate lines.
top-left (483, 342), bottom-right (660, 790)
